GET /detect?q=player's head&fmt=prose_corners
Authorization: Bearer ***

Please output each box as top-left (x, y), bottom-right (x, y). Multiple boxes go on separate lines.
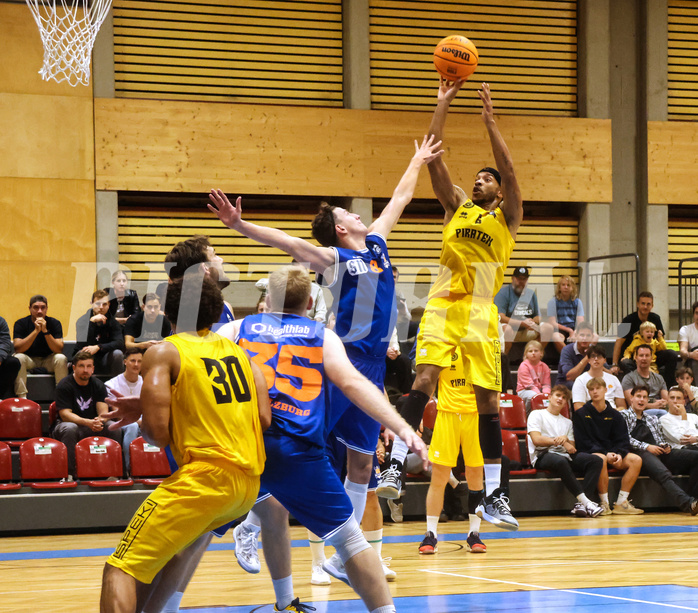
top-left (164, 276), bottom-right (224, 333)
top-left (312, 202), bottom-right (366, 247)
top-left (471, 166), bottom-right (502, 208)
top-left (165, 235), bottom-right (230, 289)
top-left (268, 265), bottom-right (312, 315)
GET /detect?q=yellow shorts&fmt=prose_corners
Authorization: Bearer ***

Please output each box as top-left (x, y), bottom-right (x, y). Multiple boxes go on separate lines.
top-left (428, 410), bottom-right (484, 468)
top-left (416, 296), bottom-right (501, 391)
top-left (107, 460), bottom-right (259, 584)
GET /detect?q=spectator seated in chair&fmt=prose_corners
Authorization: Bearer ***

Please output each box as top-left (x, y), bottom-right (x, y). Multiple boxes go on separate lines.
top-left (622, 321), bottom-right (667, 375)
top-left (572, 344), bottom-right (625, 411)
top-left (12, 294), bottom-right (68, 399)
top-left (674, 366), bottom-right (698, 415)
top-left (0, 315), bottom-right (20, 400)
top-left (572, 377), bottom-right (644, 515)
top-left (105, 270), bottom-right (141, 326)
top-left (75, 289), bottom-right (125, 376)
top-left (660, 385), bottom-right (698, 450)
top-left (622, 344), bottom-right (669, 417)
top-left (556, 322), bottom-right (596, 390)
top-left (516, 340), bottom-right (551, 413)
top-left (621, 385), bottom-right (698, 515)
top-left (52, 350), bottom-right (123, 477)
top-left (527, 384), bottom-right (603, 518)
top-left (124, 292), bottom-right (172, 353)
top-left (547, 275), bottom-right (587, 354)
top-left (678, 300), bottom-right (698, 383)
top-left (105, 347), bottom-right (144, 474)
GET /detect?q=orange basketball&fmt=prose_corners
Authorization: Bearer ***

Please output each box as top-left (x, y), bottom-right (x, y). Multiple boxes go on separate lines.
top-left (433, 35), bottom-right (479, 81)
top-left (422, 398), bottom-right (438, 431)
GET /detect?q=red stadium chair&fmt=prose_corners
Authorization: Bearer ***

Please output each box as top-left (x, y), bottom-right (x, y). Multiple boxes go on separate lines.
top-left (75, 437), bottom-right (133, 487)
top-left (48, 401), bottom-right (58, 432)
top-left (0, 398), bottom-right (42, 448)
top-left (19, 437), bottom-right (77, 489)
top-left (499, 394), bottom-right (527, 436)
top-left (530, 393), bottom-right (570, 418)
top-left (501, 430), bottom-right (536, 476)
top-left (129, 437), bottom-right (170, 485)
top-left (0, 441), bottom-right (20, 490)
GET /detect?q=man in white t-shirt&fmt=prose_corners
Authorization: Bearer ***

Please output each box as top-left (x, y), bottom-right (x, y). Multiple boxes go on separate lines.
top-left (679, 301), bottom-right (698, 381)
top-left (105, 347), bottom-right (144, 472)
top-left (660, 386), bottom-right (698, 449)
top-left (572, 345), bottom-right (625, 411)
top-left (527, 385), bottom-right (603, 517)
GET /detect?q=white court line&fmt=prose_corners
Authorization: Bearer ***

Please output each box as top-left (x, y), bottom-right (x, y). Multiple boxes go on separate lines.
top-left (419, 569), bottom-right (698, 611)
top-left (430, 558), bottom-right (697, 571)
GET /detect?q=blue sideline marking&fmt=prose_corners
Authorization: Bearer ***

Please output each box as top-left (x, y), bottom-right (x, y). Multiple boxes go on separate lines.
top-left (168, 585), bottom-right (698, 612)
top-left (3, 524), bottom-right (698, 562)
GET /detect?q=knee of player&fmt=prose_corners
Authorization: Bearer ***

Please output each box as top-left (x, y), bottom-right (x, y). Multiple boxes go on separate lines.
top-left (327, 518), bottom-right (371, 564)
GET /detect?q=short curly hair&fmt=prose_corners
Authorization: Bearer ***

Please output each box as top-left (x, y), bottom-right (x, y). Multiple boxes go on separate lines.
top-left (165, 276), bottom-right (223, 332)
top-left (311, 202), bottom-right (338, 247)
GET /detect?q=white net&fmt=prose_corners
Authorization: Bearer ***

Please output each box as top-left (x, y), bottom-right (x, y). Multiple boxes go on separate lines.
top-left (25, 0), bottom-right (113, 87)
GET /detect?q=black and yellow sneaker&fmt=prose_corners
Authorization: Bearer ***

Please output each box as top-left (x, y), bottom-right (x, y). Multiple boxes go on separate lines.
top-left (274, 597), bottom-right (317, 612)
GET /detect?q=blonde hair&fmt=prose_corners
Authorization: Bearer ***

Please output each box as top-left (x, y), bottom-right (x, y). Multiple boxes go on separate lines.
top-left (524, 340), bottom-right (543, 356)
top-left (639, 320), bottom-right (657, 334)
top-left (555, 275), bottom-right (578, 301)
top-left (268, 265), bottom-right (311, 313)
top-left (586, 376), bottom-right (607, 390)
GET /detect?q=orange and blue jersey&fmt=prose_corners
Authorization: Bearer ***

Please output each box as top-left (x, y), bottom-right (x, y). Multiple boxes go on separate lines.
top-left (238, 312), bottom-right (327, 450)
top-left (318, 233), bottom-right (396, 361)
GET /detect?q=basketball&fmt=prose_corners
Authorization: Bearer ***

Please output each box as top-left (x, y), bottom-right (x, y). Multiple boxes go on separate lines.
top-left (422, 397), bottom-right (438, 430)
top-left (433, 35), bottom-right (479, 81)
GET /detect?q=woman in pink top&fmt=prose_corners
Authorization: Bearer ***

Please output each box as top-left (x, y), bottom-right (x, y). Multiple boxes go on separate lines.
top-left (517, 340), bottom-right (552, 413)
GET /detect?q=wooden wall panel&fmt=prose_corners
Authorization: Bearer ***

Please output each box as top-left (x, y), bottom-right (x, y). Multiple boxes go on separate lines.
top-left (668, 0), bottom-right (698, 120)
top-left (648, 121), bottom-right (698, 205)
top-left (113, 0), bottom-right (343, 106)
top-left (369, 0), bottom-right (578, 115)
top-left (95, 97), bottom-right (612, 203)
top-left (668, 220), bottom-right (698, 286)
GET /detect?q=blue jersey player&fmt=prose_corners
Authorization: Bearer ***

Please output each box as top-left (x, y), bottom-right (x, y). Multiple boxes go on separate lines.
top-left (209, 135), bottom-right (443, 530)
top-left (219, 266), bottom-right (426, 612)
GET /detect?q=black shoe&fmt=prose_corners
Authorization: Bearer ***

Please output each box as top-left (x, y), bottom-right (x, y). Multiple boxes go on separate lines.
top-left (419, 531), bottom-right (438, 554)
top-left (439, 511), bottom-right (448, 522)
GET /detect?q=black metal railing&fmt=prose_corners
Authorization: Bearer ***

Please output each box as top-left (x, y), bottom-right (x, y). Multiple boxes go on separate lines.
top-left (678, 256), bottom-right (698, 328)
top-left (584, 254), bottom-right (640, 336)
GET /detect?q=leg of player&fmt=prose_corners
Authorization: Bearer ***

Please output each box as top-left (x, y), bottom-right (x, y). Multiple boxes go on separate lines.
top-left (307, 530), bottom-right (331, 585)
top-left (464, 465), bottom-right (486, 553)
top-left (345, 449), bottom-right (372, 523)
top-left (101, 564), bottom-right (138, 613)
top-left (377, 364), bottom-right (442, 499)
top-left (473, 385), bottom-right (518, 531)
top-left (419, 463), bottom-right (451, 554)
top-left (363, 490), bottom-right (396, 581)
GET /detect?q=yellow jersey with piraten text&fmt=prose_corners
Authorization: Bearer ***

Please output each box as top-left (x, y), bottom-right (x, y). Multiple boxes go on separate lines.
top-left (437, 346), bottom-right (478, 414)
top-left (165, 332), bottom-right (266, 476)
top-left (429, 197), bottom-right (515, 300)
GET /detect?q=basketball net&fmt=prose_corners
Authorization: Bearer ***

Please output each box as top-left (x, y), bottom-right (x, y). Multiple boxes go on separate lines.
top-left (25, 0), bottom-right (113, 87)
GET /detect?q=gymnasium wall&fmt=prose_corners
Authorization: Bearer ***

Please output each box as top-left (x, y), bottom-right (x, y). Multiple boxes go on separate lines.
top-left (0, 2), bottom-right (96, 337)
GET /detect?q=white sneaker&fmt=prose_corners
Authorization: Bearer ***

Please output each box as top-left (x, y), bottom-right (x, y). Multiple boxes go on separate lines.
top-left (387, 498), bottom-right (403, 523)
top-left (233, 523), bottom-right (261, 573)
top-left (382, 557), bottom-right (396, 582)
top-left (310, 563), bottom-right (331, 585)
top-left (322, 552), bottom-right (349, 585)
top-left (585, 501), bottom-right (604, 518)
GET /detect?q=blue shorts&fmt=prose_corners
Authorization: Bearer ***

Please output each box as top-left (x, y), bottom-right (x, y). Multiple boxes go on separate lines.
top-left (325, 430), bottom-right (379, 489)
top-left (326, 356), bottom-right (385, 455)
top-left (258, 435), bottom-right (354, 540)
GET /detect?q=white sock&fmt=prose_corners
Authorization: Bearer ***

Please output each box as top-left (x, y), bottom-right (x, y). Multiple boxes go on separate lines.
top-left (617, 490), bottom-right (629, 504)
top-left (271, 575), bottom-right (294, 610)
top-left (390, 437), bottom-right (409, 464)
top-left (307, 530), bottom-right (326, 566)
top-left (426, 515), bottom-right (439, 538)
top-left (370, 606), bottom-right (396, 613)
top-left (344, 478), bottom-right (369, 525)
top-left (364, 528), bottom-right (383, 557)
top-left (469, 513), bottom-right (481, 535)
top-left (244, 509), bottom-right (262, 531)
top-left (160, 591), bottom-right (184, 613)
top-left (600, 492), bottom-right (609, 504)
top-left (448, 473), bottom-right (459, 488)
top-left (483, 464), bottom-right (501, 496)
top-left (576, 493), bottom-right (591, 505)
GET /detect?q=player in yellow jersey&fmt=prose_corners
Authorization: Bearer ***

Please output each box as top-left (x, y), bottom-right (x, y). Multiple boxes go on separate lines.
top-left (418, 347), bottom-right (486, 555)
top-left (379, 81), bottom-right (523, 531)
top-left (100, 277), bottom-right (271, 613)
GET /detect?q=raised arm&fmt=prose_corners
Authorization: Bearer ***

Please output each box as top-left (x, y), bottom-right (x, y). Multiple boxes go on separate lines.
top-left (426, 78), bottom-right (466, 218)
top-left (367, 135), bottom-right (444, 238)
top-left (322, 328), bottom-right (427, 463)
top-left (208, 191), bottom-right (335, 275)
top-left (479, 83), bottom-right (523, 237)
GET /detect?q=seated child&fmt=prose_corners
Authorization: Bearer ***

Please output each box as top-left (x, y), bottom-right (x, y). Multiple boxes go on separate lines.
top-left (623, 320), bottom-right (667, 373)
top-left (517, 340), bottom-right (552, 412)
top-left (675, 366), bottom-right (698, 415)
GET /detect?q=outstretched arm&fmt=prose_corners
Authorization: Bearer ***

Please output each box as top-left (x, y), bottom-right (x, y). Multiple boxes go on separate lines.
top-left (479, 83), bottom-right (523, 236)
top-left (368, 135), bottom-right (444, 238)
top-left (426, 78), bottom-right (466, 219)
top-left (322, 328), bottom-right (427, 465)
top-left (208, 191), bottom-right (335, 275)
